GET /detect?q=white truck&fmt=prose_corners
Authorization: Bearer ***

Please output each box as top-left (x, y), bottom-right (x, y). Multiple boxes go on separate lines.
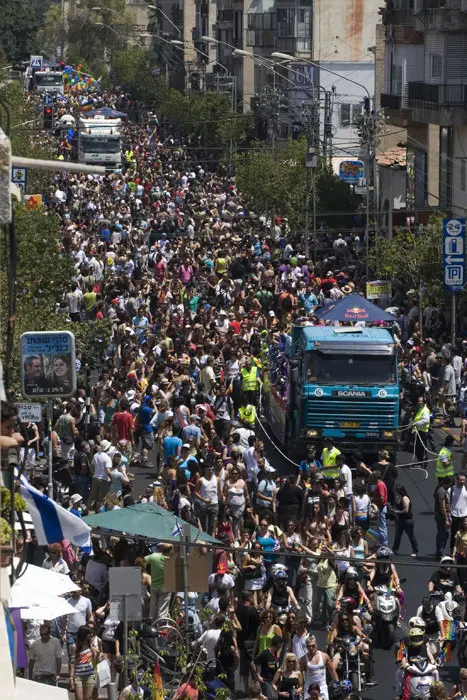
top-left (33, 70), bottom-right (64, 94)
top-left (77, 116), bottom-right (122, 168)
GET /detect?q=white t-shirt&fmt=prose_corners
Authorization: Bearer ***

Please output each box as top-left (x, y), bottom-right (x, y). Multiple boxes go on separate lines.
top-left (198, 628), bottom-right (222, 661)
top-left (449, 485), bottom-right (467, 518)
top-left (208, 572), bottom-right (235, 596)
top-left (92, 451), bottom-right (112, 480)
top-left (66, 595), bottom-right (92, 634)
top-left (340, 464), bottom-right (353, 496)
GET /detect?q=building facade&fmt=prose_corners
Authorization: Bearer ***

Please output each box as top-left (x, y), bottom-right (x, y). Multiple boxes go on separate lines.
top-left (379, 0), bottom-right (467, 217)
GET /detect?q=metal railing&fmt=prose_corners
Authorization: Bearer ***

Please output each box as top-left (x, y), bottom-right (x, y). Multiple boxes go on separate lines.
top-left (407, 81), bottom-right (467, 108)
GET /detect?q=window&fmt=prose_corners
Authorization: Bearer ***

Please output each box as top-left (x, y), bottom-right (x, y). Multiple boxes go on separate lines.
top-left (340, 103), bottom-right (362, 127)
top-left (390, 64), bottom-right (403, 95)
top-left (461, 159), bottom-right (466, 192)
top-left (277, 8), bottom-right (295, 36)
top-left (430, 53), bottom-right (443, 80)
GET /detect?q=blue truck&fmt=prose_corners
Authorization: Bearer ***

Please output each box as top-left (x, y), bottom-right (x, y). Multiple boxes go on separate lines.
top-left (263, 325), bottom-right (399, 457)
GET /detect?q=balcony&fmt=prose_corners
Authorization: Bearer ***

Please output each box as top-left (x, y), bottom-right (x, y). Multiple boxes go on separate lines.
top-left (407, 82), bottom-right (467, 108)
top-left (407, 81), bottom-right (467, 125)
top-left (275, 36), bottom-right (311, 53)
top-left (247, 29), bottom-right (276, 47)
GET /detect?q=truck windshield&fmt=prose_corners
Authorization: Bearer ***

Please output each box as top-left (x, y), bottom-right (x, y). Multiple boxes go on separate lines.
top-left (35, 74), bottom-right (62, 86)
top-left (306, 351), bottom-right (397, 385)
top-left (80, 136), bottom-right (120, 154)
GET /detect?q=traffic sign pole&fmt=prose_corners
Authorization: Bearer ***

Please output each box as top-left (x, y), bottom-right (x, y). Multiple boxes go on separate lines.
top-left (442, 217), bottom-right (466, 345)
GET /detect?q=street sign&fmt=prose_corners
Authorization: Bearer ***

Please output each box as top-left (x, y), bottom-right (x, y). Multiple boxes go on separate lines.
top-left (11, 166), bottom-right (28, 194)
top-left (109, 567), bottom-right (142, 621)
top-left (29, 55), bottom-right (43, 69)
top-left (20, 331), bottom-right (76, 398)
top-left (443, 217), bottom-right (466, 292)
top-left (16, 403), bottom-right (43, 423)
top-left (366, 280), bottom-right (392, 300)
top-left (42, 93), bottom-right (53, 106)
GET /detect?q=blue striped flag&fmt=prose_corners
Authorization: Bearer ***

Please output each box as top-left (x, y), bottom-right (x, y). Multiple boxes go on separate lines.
top-left (19, 476), bottom-right (91, 549)
top-left (172, 517), bottom-right (183, 538)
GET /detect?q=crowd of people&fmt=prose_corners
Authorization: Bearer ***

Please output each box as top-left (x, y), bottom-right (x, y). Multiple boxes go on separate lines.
top-left (4, 84), bottom-right (467, 700)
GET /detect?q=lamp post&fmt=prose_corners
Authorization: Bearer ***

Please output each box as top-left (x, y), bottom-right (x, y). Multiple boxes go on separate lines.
top-left (147, 4), bottom-right (181, 36)
top-left (272, 52), bottom-right (373, 276)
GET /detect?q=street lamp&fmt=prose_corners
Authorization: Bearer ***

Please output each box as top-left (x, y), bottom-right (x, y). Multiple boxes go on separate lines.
top-left (147, 4), bottom-right (181, 36)
top-left (91, 5), bottom-right (120, 16)
top-left (272, 51), bottom-right (372, 276)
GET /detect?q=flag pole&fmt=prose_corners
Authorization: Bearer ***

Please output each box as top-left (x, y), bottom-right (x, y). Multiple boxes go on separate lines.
top-left (181, 522), bottom-right (190, 642)
top-left (47, 400), bottom-right (53, 497)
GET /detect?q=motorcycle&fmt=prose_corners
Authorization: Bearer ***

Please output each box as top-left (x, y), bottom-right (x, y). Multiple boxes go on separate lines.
top-left (332, 634), bottom-right (366, 693)
top-left (403, 657), bottom-right (438, 700)
top-left (373, 584), bottom-right (400, 649)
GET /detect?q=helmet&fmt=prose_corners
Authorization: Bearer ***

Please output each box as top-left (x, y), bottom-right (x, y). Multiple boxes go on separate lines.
top-left (273, 570), bottom-right (287, 582)
top-left (440, 556), bottom-right (454, 567)
top-left (345, 566), bottom-right (359, 581)
top-left (377, 546), bottom-right (393, 561)
top-left (340, 596), bottom-right (357, 611)
top-left (408, 617), bottom-right (426, 631)
top-left (408, 627), bottom-right (425, 647)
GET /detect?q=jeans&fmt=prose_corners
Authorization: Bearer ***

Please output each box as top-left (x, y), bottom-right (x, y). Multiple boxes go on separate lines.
top-left (392, 517), bottom-right (418, 554)
top-left (35, 674), bottom-right (57, 686)
top-left (378, 505), bottom-right (388, 546)
top-left (435, 514), bottom-right (449, 557)
top-left (315, 586), bottom-right (336, 626)
top-left (66, 631), bottom-right (77, 661)
top-left (197, 503), bottom-right (219, 535)
top-left (298, 573), bottom-right (318, 623)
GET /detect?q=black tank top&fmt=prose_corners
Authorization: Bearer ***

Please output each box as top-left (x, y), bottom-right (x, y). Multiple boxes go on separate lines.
top-left (271, 585), bottom-right (289, 608)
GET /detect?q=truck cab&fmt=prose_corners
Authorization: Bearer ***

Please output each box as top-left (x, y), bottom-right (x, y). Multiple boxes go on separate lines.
top-left (263, 325), bottom-right (399, 459)
top-left (32, 71), bottom-right (64, 94)
top-left (77, 116), bottom-right (122, 168)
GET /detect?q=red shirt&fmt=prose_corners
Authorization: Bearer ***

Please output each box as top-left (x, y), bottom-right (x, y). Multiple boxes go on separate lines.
top-left (112, 411), bottom-right (134, 442)
top-left (230, 320), bottom-right (241, 334)
top-left (373, 480), bottom-right (388, 508)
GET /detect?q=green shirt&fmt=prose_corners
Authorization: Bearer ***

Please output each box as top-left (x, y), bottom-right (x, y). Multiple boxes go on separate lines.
top-left (144, 552), bottom-right (168, 589)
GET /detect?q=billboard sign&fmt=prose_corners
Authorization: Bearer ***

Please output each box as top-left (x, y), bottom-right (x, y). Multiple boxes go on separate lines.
top-left (20, 331), bottom-right (76, 398)
top-left (339, 159), bottom-right (365, 184)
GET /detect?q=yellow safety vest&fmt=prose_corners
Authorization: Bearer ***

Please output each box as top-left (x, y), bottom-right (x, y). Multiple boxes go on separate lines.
top-left (436, 447), bottom-right (454, 479)
top-left (239, 405), bottom-right (257, 426)
top-left (321, 446), bottom-right (341, 478)
top-left (241, 366), bottom-right (258, 392)
top-left (413, 406), bottom-right (430, 432)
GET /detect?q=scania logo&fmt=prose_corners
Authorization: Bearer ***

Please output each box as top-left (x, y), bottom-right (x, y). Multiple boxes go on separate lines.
top-left (314, 388), bottom-right (324, 397)
top-left (336, 390), bottom-right (367, 397)
top-left (378, 389), bottom-right (387, 398)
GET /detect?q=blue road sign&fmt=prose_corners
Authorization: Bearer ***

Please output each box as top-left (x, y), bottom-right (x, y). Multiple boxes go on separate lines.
top-left (30, 55), bottom-right (43, 69)
top-left (11, 166), bottom-right (28, 194)
top-left (443, 217), bottom-right (466, 292)
top-left (42, 93), bottom-right (53, 106)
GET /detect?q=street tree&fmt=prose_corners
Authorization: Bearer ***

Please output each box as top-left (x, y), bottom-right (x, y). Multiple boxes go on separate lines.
top-left (0, 0), bottom-right (50, 62)
top-left (367, 214), bottom-right (444, 306)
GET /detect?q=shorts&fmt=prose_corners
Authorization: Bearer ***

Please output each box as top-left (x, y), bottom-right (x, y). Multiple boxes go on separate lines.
top-left (74, 675), bottom-right (95, 690)
top-left (102, 640), bottom-right (116, 655)
top-left (141, 431), bottom-right (154, 451)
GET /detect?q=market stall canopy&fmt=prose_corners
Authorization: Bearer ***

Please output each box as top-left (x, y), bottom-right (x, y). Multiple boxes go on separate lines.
top-left (314, 293), bottom-right (397, 322)
top-left (10, 588), bottom-right (76, 620)
top-left (84, 502), bottom-right (223, 545)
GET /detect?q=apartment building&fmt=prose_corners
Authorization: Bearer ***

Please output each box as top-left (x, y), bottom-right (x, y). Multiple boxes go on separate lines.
top-left (379, 0), bottom-right (467, 217)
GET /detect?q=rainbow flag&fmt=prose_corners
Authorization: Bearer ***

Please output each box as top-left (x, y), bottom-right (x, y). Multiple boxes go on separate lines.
top-left (152, 658), bottom-right (164, 700)
top-left (440, 642), bottom-right (452, 662)
top-left (396, 640), bottom-right (407, 662)
top-left (440, 619), bottom-right (459, 642)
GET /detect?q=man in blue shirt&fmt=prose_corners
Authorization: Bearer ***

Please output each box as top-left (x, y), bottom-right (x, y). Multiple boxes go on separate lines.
top-left (181, 415), bottom-right (202, 446)
top-left (138, 397), bottom-right (155, 463)
top-left (299, 284), bottom-right (318, 313)
top-left (162, 431), bottom-right (182, 465)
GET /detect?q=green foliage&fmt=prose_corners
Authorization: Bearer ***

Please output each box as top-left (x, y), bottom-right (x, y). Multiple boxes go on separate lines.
top-left (0, 518), bottom-right (13, 546)
top-left (367, 214), bottom-right (444, 305)
top-left (1, 488), bottom-right (27, 520)
top-left (0, 0), bottom-right (50, 61)
top-left (235, 139), bottom-right (360, 232)
top-left (37, 0), bottom-right (136, 74)
top-left (110, 47), bottom-right (166, 105)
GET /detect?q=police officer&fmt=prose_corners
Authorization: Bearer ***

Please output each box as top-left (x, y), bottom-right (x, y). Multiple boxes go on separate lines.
top-left (411, 396), bottom-right (430, 469)
top-left (320, 437), bottom-right (341, 486)
top-left (436, 435), bottom-right (455, 484)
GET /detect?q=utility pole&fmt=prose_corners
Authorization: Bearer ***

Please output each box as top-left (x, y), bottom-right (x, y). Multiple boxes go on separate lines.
top-left (301, 100), bottom-right (320, 258)
top-left (356, 97), bottom-right (379, 280)
top-left (323, 90), bottom-right (333, 165)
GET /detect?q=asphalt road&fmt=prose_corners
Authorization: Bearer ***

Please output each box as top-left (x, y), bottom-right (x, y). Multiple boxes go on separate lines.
top-left (131, 424), bottom-right (464, 698)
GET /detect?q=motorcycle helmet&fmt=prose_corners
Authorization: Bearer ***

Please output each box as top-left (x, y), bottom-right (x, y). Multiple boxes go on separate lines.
top-left (408, 616), bottom-right (426, 631)
top-left (345, 566), bottom-right (359, 581)
top-left (440, 556), bottom-right (454, 570)
top-left (273, 569), bottom-right (287, 583)
top-left (377, 546), bottom-right (394, 561)
top-left (340, 596), bottom-right (357, 611)
top-left (408, 627), bottom-right (425, 647)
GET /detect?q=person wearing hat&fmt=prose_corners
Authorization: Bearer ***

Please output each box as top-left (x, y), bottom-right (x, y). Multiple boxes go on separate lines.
top-left (88, 440), bottom-right (112, 509)
top-left (69, 493), bottom-right (84, 518)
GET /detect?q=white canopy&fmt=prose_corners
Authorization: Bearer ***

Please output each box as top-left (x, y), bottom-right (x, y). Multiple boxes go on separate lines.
top-left (10, 587), bottom-right (76, 620)
top-left (11, 562), bottom-right (79, 597)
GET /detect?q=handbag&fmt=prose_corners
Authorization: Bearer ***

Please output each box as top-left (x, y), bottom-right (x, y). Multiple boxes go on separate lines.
top-left (96, 659), bottom-right (111, 688)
